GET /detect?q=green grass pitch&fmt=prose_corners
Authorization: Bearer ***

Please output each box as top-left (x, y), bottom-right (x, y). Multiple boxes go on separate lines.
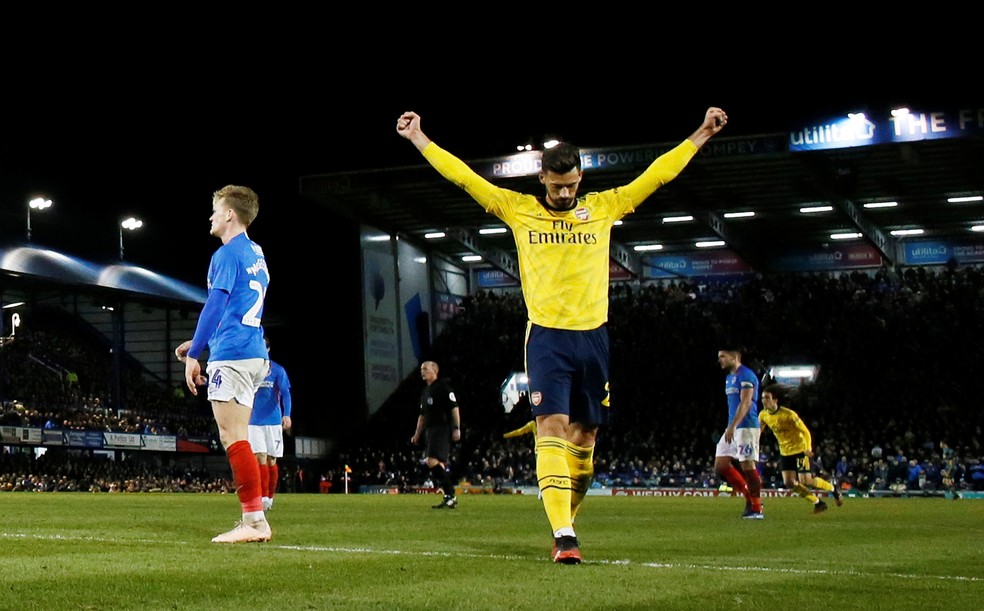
top-left (1, 492), bottom-right (981, 610)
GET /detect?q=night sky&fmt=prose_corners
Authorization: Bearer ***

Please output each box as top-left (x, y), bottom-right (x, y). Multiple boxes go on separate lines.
top-left (2, 87), bottom-right (931, 278)
top-left (0, 47), bottom-right (957, 435)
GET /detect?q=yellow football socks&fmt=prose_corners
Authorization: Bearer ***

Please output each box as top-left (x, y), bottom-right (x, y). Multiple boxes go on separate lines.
top-left (792, 482), bottom-right (819, 504)
top-left (812, 477), bottom-right (835, 492)
top-left (536, 436), bottom-right (572, 532)
top-left (567, 441), bottom-right (594, 521)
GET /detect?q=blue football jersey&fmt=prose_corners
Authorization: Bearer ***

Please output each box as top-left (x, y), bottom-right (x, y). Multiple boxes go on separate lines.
top-left (206, 232), bottom-right (270, 361)
top-left (250, 360), bottom-right (292, 426)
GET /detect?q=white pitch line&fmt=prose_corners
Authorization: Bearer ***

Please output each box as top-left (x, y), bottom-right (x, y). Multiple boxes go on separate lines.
top-left (4, 532), bottom-right (981, 583)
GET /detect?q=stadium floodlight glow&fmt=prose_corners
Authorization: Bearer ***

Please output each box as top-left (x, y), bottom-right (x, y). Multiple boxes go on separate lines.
top-left (947, 195), bottom-right (983, 203)
top-left (424, 232), bottom-right (446, 239)
top-left (800, 205), bottom-right (833, 214)
top-left (769, 364), bottom-right (820, 385)
top-left (723, 211), bottom-right (755, 219)
top-left (890, 228), bottom-right (924, 236)
top-left (542, 139), bottom-right (560, 149)
top-left (500, 370), bottom-right (530, 413)
top-left (2, 302), bottom-right (25, 309)
top-left (863, 201), bottom-right (898, 209)
top-left (830, 232), bottom-right (862, 240)
top-left (971, 225), bottom-right (984, 232)
top-left (695, 240), bottom-right (725, 248)
top-left (478, 227), bottom-right (508, 235)
top-left (461, 255), bottom-right (483, 262)
top-left (662, 215), bottom-right (694, 223)
top-left (633, 244), bottom-right (663, 252)
top-left (119, 217), bottom-right (143, 261)
top-left (771, 366), bottom-right (815, 378)
top-left (613, 219), bottom-right (623, 226)
top-left (27, 197), bottom-right (53, 242)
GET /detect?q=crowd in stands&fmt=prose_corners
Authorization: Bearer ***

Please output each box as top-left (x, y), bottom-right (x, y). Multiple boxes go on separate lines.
top-left (0, 308), bottom-right (217, 438)
top-left (2, 264), bottom-right (984, 496)
top-left (333, 264), bottom-right (984, 496)
top-left (0, 450), bottom-right (231, 493)
top-left (0, 305), bottom-right (229, 491)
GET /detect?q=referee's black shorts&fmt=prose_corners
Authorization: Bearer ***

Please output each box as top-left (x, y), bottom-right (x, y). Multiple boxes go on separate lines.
top-left (426, 425), bottom-right (451, 463)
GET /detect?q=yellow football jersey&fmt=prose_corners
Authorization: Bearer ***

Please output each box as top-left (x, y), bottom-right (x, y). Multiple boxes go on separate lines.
top-left (760, 406), bottom-right (813, 456)
top-left (422, 140), bottom-right (698, 330)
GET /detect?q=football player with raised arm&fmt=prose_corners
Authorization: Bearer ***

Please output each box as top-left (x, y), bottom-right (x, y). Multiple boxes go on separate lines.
top-left (397, 107), bottom-right (727, 563)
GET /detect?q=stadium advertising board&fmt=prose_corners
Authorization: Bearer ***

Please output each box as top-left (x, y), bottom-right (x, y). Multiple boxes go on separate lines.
top-left (612, 488), bottom-right (797, 497)
top-left (476, 268), bottom-right (518, 288)
top-left (42, 429), bottom-right (64, 445)
top-left (4, 427), bottom-right (184, 453)
top-left (902, 239), bottom-right (984, 265)
top-left (609, 260), bottom-right (633, 281)
top-left (103, 432), bottom-right (142, 448)
top-left (770, 242), bottom-right (882, 272)
top-left (644, 250), bottom-right (753, 279)
top-left (483, 136), bottom-right (784, 179)
top-left (141, 435), bottom-right (177, 452)
top-left (1, 426), bottom-right (42, 444)
top-left (789, 105), bottom-right (984, 152)
top-left (66, 430), bottom-right (106, 448)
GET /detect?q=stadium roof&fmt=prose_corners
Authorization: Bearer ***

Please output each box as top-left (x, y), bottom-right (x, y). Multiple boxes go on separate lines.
top-left (0, 244), bottom-right (207, 308)
top-left (299, 109), bottom-right (984, 279)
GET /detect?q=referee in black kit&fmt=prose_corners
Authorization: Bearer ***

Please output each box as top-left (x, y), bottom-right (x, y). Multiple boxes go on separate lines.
top-left (411, 360), bottom-right (461, 509)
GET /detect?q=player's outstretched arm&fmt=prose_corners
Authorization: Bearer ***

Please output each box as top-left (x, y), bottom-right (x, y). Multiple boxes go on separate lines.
top-left (396, 111), bottom-right (432, 152)
top-left (686, 107), bottom-right (728, 149)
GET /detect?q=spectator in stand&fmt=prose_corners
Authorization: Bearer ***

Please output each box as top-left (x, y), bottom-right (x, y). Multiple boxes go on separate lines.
top-left (907, 459), bottom-right (925, 491)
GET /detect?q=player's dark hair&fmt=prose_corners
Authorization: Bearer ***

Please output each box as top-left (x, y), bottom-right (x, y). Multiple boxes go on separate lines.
top-left (541, 142), bottom-right (580, 174)
top-left (762, 383), bottom-right (786, 404)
